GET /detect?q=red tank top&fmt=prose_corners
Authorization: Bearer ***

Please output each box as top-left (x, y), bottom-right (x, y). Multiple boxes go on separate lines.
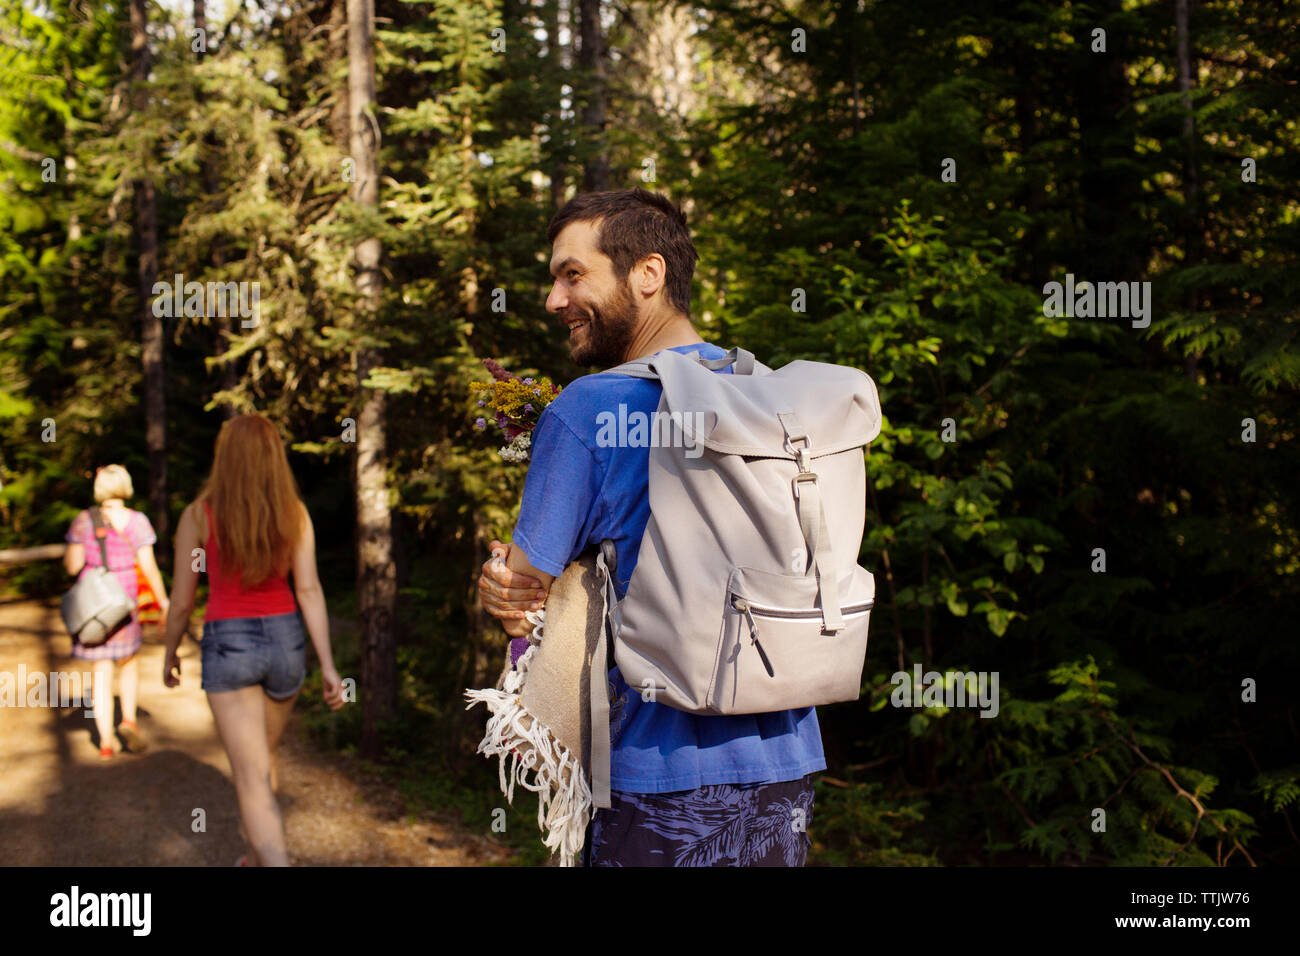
top-left (202, 500), bottom-right (297, 621)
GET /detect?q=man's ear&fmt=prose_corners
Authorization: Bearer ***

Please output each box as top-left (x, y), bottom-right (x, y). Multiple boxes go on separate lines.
top-left (633, 253), bottom-right (667, 300)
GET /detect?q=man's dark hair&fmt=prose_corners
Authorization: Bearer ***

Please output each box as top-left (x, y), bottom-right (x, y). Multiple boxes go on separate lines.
top-left (547, 188), bottom-right (699, 317)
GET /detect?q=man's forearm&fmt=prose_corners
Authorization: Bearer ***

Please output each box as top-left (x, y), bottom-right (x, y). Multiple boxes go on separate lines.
top-left (497, 542), bottom-right (553, 637)
top-left (505, 542), bottom-right (554, 593)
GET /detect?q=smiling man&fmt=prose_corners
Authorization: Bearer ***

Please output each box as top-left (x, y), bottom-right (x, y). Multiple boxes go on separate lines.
top-left (478, 188), bottom-right (825, 866)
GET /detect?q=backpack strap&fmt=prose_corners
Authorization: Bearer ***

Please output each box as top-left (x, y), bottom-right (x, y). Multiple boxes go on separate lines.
top-left (697, 347), bottom-right (756, 375)
top-left (589, 540), bottom-right (619, 810)
top-left (89, 507), bottom-right (117, 573)
top-left (778, 413), bottom-right (844, 633)
top-left (603, 346), bottom-right (758, 378)
top-left (602, 359), bottom-right (658, 380)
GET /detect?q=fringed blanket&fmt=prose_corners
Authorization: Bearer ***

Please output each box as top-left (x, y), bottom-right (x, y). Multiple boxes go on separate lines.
top-left (464, 552), bottom-right (608, 867)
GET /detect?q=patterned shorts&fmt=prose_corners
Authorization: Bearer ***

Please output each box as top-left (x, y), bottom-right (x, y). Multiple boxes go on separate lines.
top-left (585, 774), bottom-right (815, 867)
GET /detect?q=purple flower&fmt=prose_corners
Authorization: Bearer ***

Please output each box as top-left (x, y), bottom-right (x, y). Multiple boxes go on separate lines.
top-left (474, 417), bottom-right (486, 430)
top-left (477, 399), bottom-right (485, 407)
top-left (484, 358), bottom-right (514, 382)
top-left (524, 404), bottom-right (534, 414)
top-left (523, 377), bottom-right (535, 385)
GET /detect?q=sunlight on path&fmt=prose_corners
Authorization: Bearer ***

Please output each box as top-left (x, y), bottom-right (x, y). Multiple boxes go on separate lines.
top-left (0, 599), bottom-right (508, 866)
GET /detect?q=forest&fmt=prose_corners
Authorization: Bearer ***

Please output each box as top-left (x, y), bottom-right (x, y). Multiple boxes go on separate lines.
top-left (1, 0), bottom-right (1296, 866)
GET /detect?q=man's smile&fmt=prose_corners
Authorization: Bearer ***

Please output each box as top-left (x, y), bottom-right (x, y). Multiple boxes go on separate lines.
top-left (554, 277), bottom-right (637, 367)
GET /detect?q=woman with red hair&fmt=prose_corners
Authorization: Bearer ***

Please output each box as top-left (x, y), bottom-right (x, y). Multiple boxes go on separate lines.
top-left (161, 414), bottom-right (344, 866)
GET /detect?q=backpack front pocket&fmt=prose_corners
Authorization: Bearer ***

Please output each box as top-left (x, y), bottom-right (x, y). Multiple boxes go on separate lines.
top-left (707, 565), bottom-right (874, 715)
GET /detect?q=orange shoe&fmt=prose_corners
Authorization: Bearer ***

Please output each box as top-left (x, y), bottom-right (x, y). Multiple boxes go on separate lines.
top-left (118, 719), bottom-right (148, 753)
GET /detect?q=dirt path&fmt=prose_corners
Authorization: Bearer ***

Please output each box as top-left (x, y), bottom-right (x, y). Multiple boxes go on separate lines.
top-left (0, 598), bottom-right (510, 866)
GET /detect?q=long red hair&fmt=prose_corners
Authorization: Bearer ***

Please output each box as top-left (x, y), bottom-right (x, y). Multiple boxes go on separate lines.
top-left (197, 414), bottom-right (304, 588)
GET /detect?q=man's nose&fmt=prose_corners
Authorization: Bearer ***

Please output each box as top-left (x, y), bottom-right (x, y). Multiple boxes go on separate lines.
top-left (545, 282), bottom-right (567, 315)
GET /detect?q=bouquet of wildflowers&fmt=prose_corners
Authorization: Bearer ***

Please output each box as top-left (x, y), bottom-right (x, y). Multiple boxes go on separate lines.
top-left (470, 359), bottom-right (561, 462)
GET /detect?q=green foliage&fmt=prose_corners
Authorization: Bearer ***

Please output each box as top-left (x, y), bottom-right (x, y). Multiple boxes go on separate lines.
top-left (691, 0), bottom-right (1296, 866)
top-left (809, 778), bottom-right (939, 867)
top-left (991, 658), bottom-right (1258, 866)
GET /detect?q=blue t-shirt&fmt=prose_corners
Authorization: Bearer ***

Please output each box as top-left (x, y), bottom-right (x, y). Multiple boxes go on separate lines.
top-left (512, 341), bottom-right (826, 794)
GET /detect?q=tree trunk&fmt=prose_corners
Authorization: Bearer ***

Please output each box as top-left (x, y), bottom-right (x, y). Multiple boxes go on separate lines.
top-left (842, 0), bottom-right (861, 135)
top-left (1176, 0), bottom-right (1202, 382)
top-left (1073, 0), bottom-right (1142, 282)
top-left (920, 547), bottom-right (932, 664)
top-left (578, 0), bottom-right (609, 191)
top-left (193, 0), bottom-right (238, 416)
top-left (61, 53), bottom-right (81, 276)
top-left (546, 0), bottom-right (567, 207)
top-left (329, 0), bottom-right (351, 147)
top-left (1010, 20), bottom-right (1043, 282)
top-left (130, 0), bottom-right (167, 562)
top-left (346, 0), bottom-right (396, 759)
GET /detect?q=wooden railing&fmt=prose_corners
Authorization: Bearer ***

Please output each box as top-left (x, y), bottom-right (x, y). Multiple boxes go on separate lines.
top-left (0, 544), bottom-right (67, 565)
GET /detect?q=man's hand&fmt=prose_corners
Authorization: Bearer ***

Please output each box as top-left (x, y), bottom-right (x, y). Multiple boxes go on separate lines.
top-left (478, 539), bottom-right (548, 621)
top-left (501, 612), bottom-right (540, 639)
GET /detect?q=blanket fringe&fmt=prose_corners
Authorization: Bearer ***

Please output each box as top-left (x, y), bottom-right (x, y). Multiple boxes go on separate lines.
top-left (464, 646), bottom-right (593, 867)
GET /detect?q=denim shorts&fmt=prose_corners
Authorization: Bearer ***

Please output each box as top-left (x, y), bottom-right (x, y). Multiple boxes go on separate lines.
top-left (200, 611), bottom-right (307, 700)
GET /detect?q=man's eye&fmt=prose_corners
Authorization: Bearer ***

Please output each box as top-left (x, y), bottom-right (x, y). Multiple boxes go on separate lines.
top-left (567, 271), bottom-right (579, 279)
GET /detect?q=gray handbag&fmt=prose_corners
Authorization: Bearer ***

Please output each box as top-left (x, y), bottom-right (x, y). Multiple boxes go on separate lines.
top-left (60, 507), bottom-right (135, 646)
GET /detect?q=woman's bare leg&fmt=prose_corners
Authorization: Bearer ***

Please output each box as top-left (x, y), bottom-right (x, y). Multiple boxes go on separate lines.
top-left (264, 691), bottom-right (298, 795)
top-left (91, 659), bottom-right (114, 749)
top-left (232, 692), bottom-right (296, 849)
top-left (207, 686), bottom-right (289, 866)
top-left (118, 654), bottom-right (138, 725)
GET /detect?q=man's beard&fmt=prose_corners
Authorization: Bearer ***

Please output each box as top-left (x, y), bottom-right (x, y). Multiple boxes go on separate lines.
top-left (563, 281), bottom-right (638, 368)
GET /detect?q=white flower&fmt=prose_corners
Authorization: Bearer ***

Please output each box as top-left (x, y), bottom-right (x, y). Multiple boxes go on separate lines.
top-left (498, 432), bottom-right (532, 462)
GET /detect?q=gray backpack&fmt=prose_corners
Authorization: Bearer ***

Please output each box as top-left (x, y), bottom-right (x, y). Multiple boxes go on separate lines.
top-left (60, 507), bottom-right (135, 646)
top-left (585, 346), bottom-right (882, 806)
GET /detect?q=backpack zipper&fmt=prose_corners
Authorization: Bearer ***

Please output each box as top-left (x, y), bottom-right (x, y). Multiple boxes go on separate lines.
top-left (729, 595), bottom-right (875, 680)
top-left (730, 598), bottom-right (776, 678)
top-left (733, 596), bottom-right (875, 620)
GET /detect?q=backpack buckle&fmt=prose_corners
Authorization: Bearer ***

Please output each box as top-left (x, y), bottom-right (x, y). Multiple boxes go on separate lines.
top-left (783, 433), bottom-right (813, 474)
top-left (792, 471), bottom-right (819, 499)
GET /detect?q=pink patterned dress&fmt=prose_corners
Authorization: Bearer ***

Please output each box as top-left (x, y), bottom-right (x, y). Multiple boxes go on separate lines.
top-left (64, 508), bottom-right (156, 661)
